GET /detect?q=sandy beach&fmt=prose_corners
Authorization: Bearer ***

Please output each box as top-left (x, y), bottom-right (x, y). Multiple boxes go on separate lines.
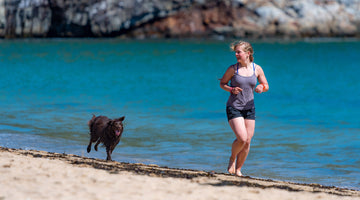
top-left (0, 147), bottom-right (359, 200)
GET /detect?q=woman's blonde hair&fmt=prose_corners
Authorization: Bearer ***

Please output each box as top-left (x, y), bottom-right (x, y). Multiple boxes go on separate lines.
top-left (230, 41), bottom-right (254, 62)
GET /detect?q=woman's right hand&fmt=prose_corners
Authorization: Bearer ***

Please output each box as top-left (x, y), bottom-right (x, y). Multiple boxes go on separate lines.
top-left (231, 87), bottom-right (242, 95)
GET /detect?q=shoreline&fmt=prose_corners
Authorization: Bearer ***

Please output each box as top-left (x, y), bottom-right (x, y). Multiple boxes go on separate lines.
top-left (1, 146), bottom-right (359, 200)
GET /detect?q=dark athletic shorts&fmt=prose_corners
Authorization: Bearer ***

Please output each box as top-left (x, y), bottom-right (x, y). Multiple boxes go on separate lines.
top-left (226, 106), bottom-right (256, 121)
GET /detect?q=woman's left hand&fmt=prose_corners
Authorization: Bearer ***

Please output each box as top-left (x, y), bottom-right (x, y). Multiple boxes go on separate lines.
top-left (255, 85), bottom-right (264, 93)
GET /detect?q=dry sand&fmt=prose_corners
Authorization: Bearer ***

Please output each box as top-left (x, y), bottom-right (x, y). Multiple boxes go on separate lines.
top-left (0, 147), bottom-right (359, 200)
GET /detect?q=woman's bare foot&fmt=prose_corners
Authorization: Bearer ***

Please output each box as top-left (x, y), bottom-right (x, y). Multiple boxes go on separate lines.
top-left (235, 170), bottom-right (243, 177)
top-left (227, 157), bottom-right (236, 174)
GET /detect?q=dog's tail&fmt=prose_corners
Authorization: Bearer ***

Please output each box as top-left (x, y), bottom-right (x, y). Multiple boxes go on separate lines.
top-left (88, 114), bottom-right (96, 128)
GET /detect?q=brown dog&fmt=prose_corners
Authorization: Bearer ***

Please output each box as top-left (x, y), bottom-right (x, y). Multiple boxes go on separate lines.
top-left (87, 115), bottom-right (125, 161)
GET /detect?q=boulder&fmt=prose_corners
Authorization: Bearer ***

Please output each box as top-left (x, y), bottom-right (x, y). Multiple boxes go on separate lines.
top-left (0, 0), bottom-right (359, 38)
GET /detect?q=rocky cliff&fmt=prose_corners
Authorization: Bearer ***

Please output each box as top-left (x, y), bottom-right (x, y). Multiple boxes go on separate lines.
top-left (1, 0), bottom-right (359, 39)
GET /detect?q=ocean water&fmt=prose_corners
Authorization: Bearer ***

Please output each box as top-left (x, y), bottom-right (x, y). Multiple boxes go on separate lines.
top-left (0, 38), bottom-right (359, 190)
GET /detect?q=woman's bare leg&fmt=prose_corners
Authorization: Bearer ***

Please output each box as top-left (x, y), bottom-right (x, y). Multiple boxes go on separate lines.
top-left (227, 139), bottom-right (240, 174)
top-left (235, 119), bottom-right (255, 176)
top-left (227, 117), bottom-right (248, 174)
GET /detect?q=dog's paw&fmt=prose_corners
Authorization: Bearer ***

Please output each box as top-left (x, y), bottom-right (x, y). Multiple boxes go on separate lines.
top-left (87, 145), bottom-right (91, 153)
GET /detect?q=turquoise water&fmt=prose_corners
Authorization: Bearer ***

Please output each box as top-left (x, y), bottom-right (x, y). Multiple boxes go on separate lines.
top-left (0, 39), bottom-right (359, 189)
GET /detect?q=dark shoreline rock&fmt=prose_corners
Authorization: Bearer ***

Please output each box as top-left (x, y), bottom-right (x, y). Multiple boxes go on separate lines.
top-left (1, 0), bottom-right (359, 39)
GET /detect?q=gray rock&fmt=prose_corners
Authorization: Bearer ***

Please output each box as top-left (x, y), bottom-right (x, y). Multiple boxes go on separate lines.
top-left (0, 0), bottom-right (359, 38)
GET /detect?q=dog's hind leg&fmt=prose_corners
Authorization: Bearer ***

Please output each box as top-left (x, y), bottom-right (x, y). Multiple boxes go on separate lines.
top-left (87, 140), bottom-right (92, 153)
top-left (94, 139), bottom-right (101, 151)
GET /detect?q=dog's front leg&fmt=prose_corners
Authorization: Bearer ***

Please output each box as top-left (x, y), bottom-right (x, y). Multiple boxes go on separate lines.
top-left (106, 147), bottom-right (112, 161)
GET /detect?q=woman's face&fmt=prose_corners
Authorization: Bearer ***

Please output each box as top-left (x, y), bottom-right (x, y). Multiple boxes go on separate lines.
top-left (234, 45), bottom-right (249, 62)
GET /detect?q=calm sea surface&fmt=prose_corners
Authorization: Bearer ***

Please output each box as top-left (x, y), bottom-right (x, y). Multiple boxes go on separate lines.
top-left (0, 38), bottom-right (359, 189)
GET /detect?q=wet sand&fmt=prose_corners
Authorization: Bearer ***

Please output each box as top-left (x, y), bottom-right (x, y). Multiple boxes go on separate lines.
top-left (0, 147), bottom-right (359, 200)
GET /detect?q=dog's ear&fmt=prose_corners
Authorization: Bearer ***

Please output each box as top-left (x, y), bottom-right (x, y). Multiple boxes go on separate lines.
top-left (117, 116), bottom-right (125, 121)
